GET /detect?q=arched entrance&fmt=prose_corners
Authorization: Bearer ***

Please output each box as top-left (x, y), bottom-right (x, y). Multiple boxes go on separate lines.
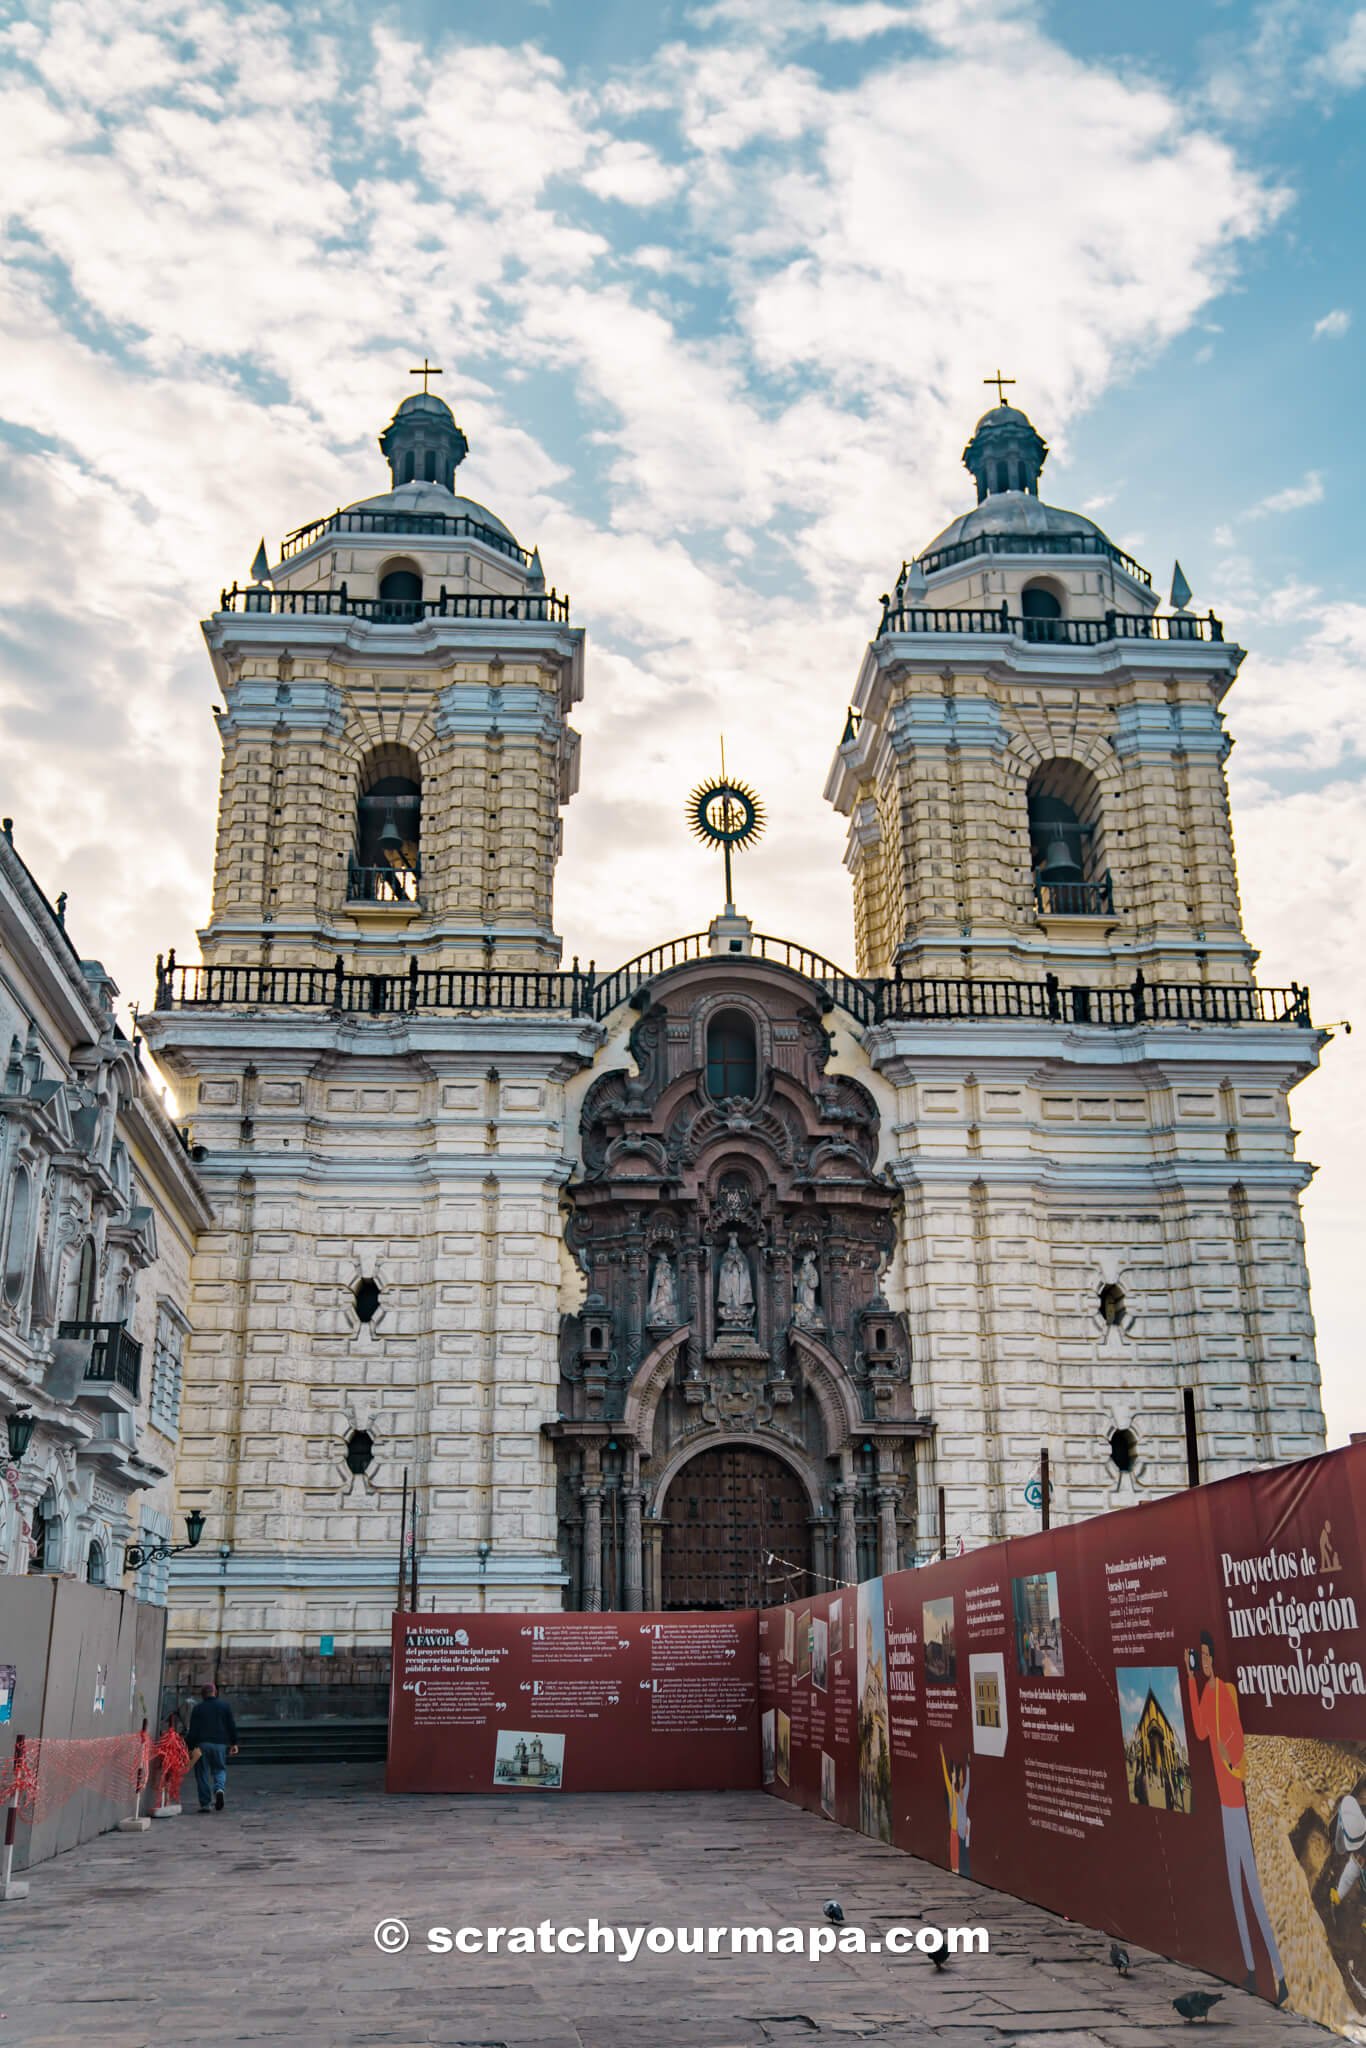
top-left (660, 1445), bottom-right (811, 1610)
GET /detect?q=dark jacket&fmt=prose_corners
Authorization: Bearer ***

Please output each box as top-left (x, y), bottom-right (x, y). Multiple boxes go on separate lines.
top-left (188, 1696), bottom-right (237, 1748)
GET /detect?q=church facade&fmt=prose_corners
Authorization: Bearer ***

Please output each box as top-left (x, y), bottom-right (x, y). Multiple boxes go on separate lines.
top-left (142, 390), bottom-right (1327, 1720)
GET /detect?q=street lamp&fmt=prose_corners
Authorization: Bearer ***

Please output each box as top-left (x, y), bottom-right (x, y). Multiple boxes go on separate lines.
top-left (125, 1510), bottom-right (208, 1573)
top-left (5, 1411), bottom-right (35, 1464)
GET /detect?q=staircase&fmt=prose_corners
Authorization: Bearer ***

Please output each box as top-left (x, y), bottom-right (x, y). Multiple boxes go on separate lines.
top-left (234, 1717), bottom-right (388, 1766)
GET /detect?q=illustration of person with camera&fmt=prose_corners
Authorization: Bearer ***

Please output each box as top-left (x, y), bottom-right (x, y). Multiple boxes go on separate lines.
top-left (1186, 1631), bottom-right (1289, 2006)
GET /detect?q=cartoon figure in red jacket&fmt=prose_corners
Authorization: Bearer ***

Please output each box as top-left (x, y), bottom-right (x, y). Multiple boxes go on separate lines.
top-left (1187, 1632), bottom-right (1288, 2007)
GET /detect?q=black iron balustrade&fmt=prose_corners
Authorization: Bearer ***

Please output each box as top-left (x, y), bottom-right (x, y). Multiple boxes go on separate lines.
top-left (347, 859), bottom-right (422, 905)
top-left (1034, 873), bottom-right (1115, 916)
top-left (912, 529), bottom-right (1152, 587)
top-left (219, 584), bottom-right (570, 623)
top-left (877, 602), bottom-right (1223, 645)
top-left (152, 945), bottom-right (1312, 1034)
top-left (279, 508), bottom-right (533, 566)
top-left (58, 1320), bottom-right (143, 1397)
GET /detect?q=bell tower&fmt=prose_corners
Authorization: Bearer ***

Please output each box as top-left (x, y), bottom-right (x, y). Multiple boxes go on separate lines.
top-left (199, 385), bottom-right (581, 972)
top-left (829, 401), bottom-right (1251, 992)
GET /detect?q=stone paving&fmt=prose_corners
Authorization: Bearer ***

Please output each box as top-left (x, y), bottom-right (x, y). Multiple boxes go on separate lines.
top-left (1, 1763), bottom-right (1338, 2047)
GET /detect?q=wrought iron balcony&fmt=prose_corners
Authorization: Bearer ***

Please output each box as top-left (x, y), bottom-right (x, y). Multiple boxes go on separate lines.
top-left (279, 507), bottom-right (534, 567)
top-left (151, 943), bottom-right (1313, 1035)
top-left (57, 1320), bottom-right (142, 1398)
top-left (1034, 873), bottom-right (1114, 916)
top-left (877, 602), bottom-right (1223, 645)
top-left (218, 584), bottom-right (569, 623)
top-left (912, 529), bottom-right (1152, 587)
top-left (346, 858), bottom-right (422, 905)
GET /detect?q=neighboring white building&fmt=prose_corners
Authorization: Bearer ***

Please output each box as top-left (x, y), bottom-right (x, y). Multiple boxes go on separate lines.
top-left (142, 390), bottom-right (1328, 1723)
top-left (0, 822), bottom-right (212, 1593)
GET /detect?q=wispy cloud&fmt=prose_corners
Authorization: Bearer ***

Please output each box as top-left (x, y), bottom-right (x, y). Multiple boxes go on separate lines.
top-left (1247, 469), bottom-right (1325, 516)
top-left (1314, 307), bottom-right (1352, 339)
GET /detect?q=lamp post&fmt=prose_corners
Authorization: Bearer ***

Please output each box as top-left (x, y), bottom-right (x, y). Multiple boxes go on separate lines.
top-left (125, 1510), bottom-right (207, 1573)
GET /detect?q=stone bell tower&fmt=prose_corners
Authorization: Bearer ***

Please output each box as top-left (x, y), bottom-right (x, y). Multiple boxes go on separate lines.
top-left (196, 384), bottom-right (581, 973)
top-left (833, 401), bottom-right (1250, 991)
top-left (143, 386), bottom-right (597, 1723)
top-left (825, 398), bottom-right (1328, 1546)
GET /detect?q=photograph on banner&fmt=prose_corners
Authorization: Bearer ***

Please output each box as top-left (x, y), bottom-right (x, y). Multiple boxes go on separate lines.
top-left (795, 1607), bottom-right (811, 1684)
top-left (492, 1730), bottom-right (564, 1790)
top-left (1013, 1569), bottom-right (1065, 1678)
top-left (761, 1708), bottom-right (775, 1786)
top-left (856, 1577), bottom-right (893, 1843)
top-left (812, 1617), bottom-right (828, 1694)
top-left (1116, 1667), bottom-right (1192, 1813)
top-left (776, 1708), bottom-right (790, 1785)
top-left (923, 1595), bottom-right (956, 1684)
top-left (821, 1750), bottom-right (836, 1820)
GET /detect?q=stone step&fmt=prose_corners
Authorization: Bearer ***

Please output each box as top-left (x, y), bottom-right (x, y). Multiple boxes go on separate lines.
top-left (233, 1717), bottom-right (389, 1766)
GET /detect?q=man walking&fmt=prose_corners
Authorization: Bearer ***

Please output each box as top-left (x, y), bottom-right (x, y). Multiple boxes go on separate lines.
top-left (188, 1681), bottom-right (239, 1812)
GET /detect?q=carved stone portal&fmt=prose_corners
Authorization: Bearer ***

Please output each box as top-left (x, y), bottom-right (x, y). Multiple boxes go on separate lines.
top-left (550, 957), bottom-right (931, 1610)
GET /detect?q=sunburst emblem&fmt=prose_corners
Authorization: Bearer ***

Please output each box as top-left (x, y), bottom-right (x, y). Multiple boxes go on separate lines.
top-left (687, 769), bottom-right (766, 909)
top-left (687, 778), bottom-right (767, 851)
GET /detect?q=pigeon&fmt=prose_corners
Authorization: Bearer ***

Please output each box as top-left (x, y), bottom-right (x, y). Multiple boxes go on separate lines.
top-left (1109, 1942), bottom-right (1131, 1977)
top-left (1172, 1990), bottom-right (1222, 2022)
top-left (823, 1900), bottom-right (845, 1925)
top-left (920, 1925), bottom-right (949, 1970)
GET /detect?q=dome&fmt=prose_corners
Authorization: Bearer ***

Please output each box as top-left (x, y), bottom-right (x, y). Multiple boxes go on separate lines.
top-left (345, 479), bottom-right (519, 547)
top-left (393, 390), bottom-right (457, 422)
top-left (923, 493), bottom-right (1112, 560)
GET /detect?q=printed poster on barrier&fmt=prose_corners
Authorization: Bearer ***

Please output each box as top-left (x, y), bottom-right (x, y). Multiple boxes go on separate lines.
top-left (0, 1662), bottom-right (14, 1725)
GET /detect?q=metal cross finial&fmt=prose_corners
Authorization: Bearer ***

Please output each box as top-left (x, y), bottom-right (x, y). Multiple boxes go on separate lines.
top-left (984, 369), bottom-right (1016, 405)
top-left (408, 358), bottom-right (443, 394)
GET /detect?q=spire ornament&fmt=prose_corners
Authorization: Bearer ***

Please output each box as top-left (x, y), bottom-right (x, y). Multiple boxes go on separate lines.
top-left (687, 743), bottom-right (766, 911)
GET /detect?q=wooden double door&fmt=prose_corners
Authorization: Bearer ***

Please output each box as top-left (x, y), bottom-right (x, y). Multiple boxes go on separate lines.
top-left (660, 1444), bottom-right (811, 1609)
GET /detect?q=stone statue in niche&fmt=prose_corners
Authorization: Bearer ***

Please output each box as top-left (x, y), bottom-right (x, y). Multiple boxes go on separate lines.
top-left (792, 1251), bottom-right (822, 1328)
top-left (717, 1233), bottom-right (755, 1327)
top-left (646, 1254), bottom-right (679, 1328)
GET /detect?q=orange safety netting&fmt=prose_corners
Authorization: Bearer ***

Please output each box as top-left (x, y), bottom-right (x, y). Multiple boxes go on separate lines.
top-left (0, 1730), bottom-right (149, 1825)
top-left (151, 1725), bottom-right (192, 1805)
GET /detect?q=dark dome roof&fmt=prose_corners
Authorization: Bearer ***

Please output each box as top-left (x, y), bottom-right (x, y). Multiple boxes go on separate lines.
top-left (393, 391), bottom-right (456, 421)
top-left (924, 493), bottom-right (1112, 558)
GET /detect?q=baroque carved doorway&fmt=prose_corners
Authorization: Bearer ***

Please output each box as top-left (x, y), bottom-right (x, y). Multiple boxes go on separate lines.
top-left (660, 1445), bottom-right (811, 1610)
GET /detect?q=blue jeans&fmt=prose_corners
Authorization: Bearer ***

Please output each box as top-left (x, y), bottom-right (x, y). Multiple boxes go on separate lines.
top-left (195, 1742), bottom-right (228, 1809)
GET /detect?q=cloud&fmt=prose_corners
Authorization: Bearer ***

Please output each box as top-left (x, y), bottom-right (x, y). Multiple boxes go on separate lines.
top-left (1313, 307), bottom-right (1352, 339)
top-left (0, 0), bottom-right (1356, 1436)
top-left (1246, 470), bottom-right (1324, 517)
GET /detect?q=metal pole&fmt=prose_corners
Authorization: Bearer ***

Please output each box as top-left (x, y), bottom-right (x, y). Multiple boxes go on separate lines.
top-left (937, 1485), bottom-right (946, 1562)
top-left (0, 1735), bottom-right (29, 1900)
top-left (409, 1488), bottom-right (419, 1611)
top-left (1040, 1448), bottom-right (1051, 1533)
top-left (1183, 1389), bottom-right (1201, 1488)
top-left (397, 1467), bottom-right (408, 1614)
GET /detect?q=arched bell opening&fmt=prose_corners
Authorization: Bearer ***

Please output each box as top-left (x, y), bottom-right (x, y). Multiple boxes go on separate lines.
top-left (349, 745), bottom-right (422, 905)
top-left (376, 557), bottom-right (424, 620)
top-left (1027, 758), bottom-right (1111, 915)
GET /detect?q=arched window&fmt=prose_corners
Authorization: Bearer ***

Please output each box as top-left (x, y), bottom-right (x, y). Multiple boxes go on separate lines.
top-left (350, 747), bottom-right (422, 904)
top-left (86, 1540), bottom-right (107, 1586)
top-left (706, 1011), bottom-right (758, 1100)
top-left (1021, 580), bottom-right (1063, 620)
top-left (1027, 760), bottom-right (1110, 914)
top-left (377, 559), bottom-right (423, 620)
top-left (4, 1166), bottom-right (33, 1305)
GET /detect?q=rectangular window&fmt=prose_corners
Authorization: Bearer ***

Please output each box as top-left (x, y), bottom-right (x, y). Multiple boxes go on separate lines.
top-left (149, 1302), bottom-right (188, 1437)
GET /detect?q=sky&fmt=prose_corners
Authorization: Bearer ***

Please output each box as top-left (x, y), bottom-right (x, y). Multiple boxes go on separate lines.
top-left (0, 0), bottom-right (1362, 1441)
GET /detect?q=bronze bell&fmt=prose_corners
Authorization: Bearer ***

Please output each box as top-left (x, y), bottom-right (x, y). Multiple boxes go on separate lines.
top-left (1039, 834), bottom-right (1083, 886)
top-left (377, 811), bottom-right (404, 857)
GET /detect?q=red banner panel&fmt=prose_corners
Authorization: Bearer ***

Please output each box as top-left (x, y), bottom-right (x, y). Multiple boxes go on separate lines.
top-left (760, 1443), bottom-right (1366, 2037)
top-left (387, 1610), bottom-right (759, 1795)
